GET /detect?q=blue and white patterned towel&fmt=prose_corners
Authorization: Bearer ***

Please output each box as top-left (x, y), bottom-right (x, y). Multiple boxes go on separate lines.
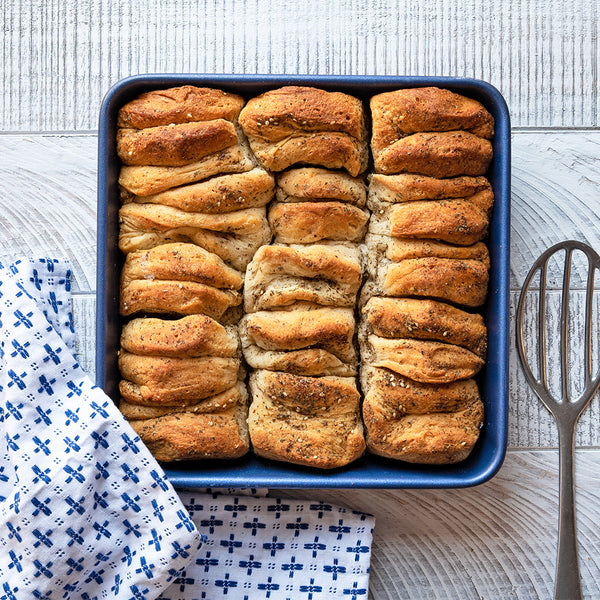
top-left (0, 258), bottom-right (375, 599)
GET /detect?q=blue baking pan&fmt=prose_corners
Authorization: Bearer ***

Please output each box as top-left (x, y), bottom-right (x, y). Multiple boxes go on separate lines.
top-left (97, 75), bottom-right (510, 488)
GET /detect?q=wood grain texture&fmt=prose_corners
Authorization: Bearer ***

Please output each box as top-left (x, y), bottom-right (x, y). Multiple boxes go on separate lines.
top-left (0, 0), bottom-right (598, 131)
top-left (274, 450), bottom-right (600, 600)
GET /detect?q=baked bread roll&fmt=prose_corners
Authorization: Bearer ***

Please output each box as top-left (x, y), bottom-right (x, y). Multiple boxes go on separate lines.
top-left (117, 120), bottom-right (238, 166)
top-left (118, 352), bottom-right (241, 406)
top-left (277, 167), bottom-right (367, 207)
top-left (372, 130), bottom-right (493, 177)
top-left (362, 335), bottom-right (484, 384)
top-left (268, 201), bottom-right (368, 244)
top-left (370, 87), bottom-right (494, 147)
top-left (239, 86), bottom-right (368, 175)
top-left (128, 384), bottom-right (249, 462)
top-left (367, 254), bottom-right (489, 308)
top-left (244, 243), bottom-right (362, 312)
top-left (121, 314), bottom-right (239, 358)
top-left (240, 308), bottom-right (357, 376)
top-left (368, 198), bottom-right (490, 246)
top-left (118, 142), bottom-right (255, 196)
top-left (118, 203), bottom-right (271, 270)
top-left (369, 173), bottom-right (493, 207)
top-left (248, 370), bottom-right (365, 469)
top-left (121, 167), bottom-right (275, 214)
top-left (117, 85), bottom-right (245, 129)
top-left (363, 297), bottom-right (487, 358)
top-left (361, 366), bottom-right (483, 464)
top-left (365, 235), bottom-right (490, 267)
top-left (120, 243), bottom-right (243, 317)
top-left (120, 383), bottom-right (243, 420)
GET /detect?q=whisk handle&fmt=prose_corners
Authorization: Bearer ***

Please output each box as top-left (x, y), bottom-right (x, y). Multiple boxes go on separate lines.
top-left (555, 420), bottom-right (582, 600)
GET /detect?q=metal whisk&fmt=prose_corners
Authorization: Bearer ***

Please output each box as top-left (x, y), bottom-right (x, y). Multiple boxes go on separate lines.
top-left (516, 240), bottom-right (600, 600)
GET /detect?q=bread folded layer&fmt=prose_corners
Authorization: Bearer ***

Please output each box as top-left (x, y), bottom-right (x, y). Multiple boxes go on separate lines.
top-left (248, 370), bottom-right (365, 469)
top-left (363, 297), bottom-right (487, 358)
top-left (277, 167), bottom-right (367, 206)
top-left (119, 204), bottom-right (271, 270)
top-left (370, 87), bottom-right (494, 148)
top-left (118, 352), bottom-right (241, 406)
top-left (269, 201), bottom-right (368, 243)
top-left (121, 168), bottom-right (275, 214)
top-left (121, 314), bottom-right (239, 358)
top-left (117, 85), bottom-right (245, 129)
top-left (361, 367), bottom-right (483, 464)
top-left (117, 120), bottom-right (238, 166)
top-left (372, 131), bottom-right (493, 178)
top-left (129, 398), bottom-right (250, 462)
top-left (244, 243), bottom-right (362, 312)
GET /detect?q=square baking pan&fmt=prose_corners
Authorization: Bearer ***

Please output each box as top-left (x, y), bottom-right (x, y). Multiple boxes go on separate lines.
top-left (97, 74), bottom-right (510, 489)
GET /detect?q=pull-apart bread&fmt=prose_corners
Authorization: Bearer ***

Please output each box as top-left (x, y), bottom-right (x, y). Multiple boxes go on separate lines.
top-left (248, 370), bottom-right (365, 469)
top-left (128, 382), bottom-right (250, 462)
top-left (119, 314), bottom-right (248, 461)
top-left (240, 308), bottom-right (357, 376)
top-left (360, 366), bottom-right (483, 464)
top-left (359, 297), bottom-right (486, 462)
top-left (239, 86), bottom-right (368, 175)
top-left (268, 167), bottom-right (368, 244)
top-left (118, 86), bottom-right (254, 197)
top-left (370, 87), bottom-right (494, 177)
top-left (244, 243), bottom-right (362, 312)
top-left (120, 242), bottom-right (243, 319)
top-left (119, 203), bottom-right (271, 271)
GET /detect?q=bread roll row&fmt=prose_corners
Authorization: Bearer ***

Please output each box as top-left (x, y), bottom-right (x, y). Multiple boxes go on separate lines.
top-left (114, 83), bottom-right (495, 468)
top-left (116, 87), bottom-right (271, 461)
top-left (360, 87), bottom-right (493, 464)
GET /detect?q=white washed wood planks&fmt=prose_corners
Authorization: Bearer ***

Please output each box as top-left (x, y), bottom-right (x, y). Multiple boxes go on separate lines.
top-left (1, 0), bottom-right (598, 131)
top-left (276, 451), bottom-right (600, 600)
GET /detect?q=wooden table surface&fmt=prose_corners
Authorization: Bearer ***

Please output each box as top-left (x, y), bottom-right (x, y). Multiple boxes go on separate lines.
top-left (1, 1), bottom-right (599, 598)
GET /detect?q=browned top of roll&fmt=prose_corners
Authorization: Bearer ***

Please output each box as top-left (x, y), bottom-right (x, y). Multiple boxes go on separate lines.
top-left (117, 85), bottom-right (245, 128)
top-left (239, 86), bottom-right (366, 141)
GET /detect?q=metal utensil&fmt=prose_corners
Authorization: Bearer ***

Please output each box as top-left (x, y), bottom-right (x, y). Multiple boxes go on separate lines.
top-left (516, 240), bottom-right (600, 600)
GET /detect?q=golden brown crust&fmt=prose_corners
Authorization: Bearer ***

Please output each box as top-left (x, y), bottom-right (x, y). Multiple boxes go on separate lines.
top-left (277, 168), bottom-right (367, 207)
top-left (118, 204), bottom-right (272, 271)
top-left (362, 367), bottom-right (483, 464)
top-left (117, 85), bottom-right (245, 129)
top-left (368, 173), bottom-right (492, 203)
top-left (244, 243), bottom-right (362, 312)
top-left (365, 235), bottom-right (490, 268)
top-left (240, 308), bottom-right (357, 375)
top-left (373, 131), bottom-right (493, 177)
top-left (365, 335), bottom-right (484, 384)
top-left (363, 297), bottom-right (487, 358)
top-left (370, 87), bottom-right (494, 151)
top-left (239, 87), bottom-right (368, 175)
top-left (376, 256), bottom-right (489, 308)
top-left (119, 352), bottom-right (240, 406)
top-left (129, 400), bottom-right (250, 462)
top-left (246, 132), bottom-right (368, 176)
top-left (120, 279), bottom-right (241, 319)
top-left (268, 201), bottom-right (369, 243)
top-left (121, 314), bottom-right (239, 358)
top-left (369, 198), bottom-right (489, 246)
top-left (248, 370), bottom-right (365, 469)
top-left (121, 383), bottom-right (244, 420)
top-left (120, 242), bottom-right (243, 289)
top-left (239, 86), bottom-right (366, 141)
top-left (118, 143), bottom-right (255, 196)
top-left (117, 120), bottom-right (238, 166)
top-left (121, 168), bottom-right (275, 214)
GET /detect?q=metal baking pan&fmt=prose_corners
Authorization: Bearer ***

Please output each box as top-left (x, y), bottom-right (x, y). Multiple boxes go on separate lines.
top-left (97, 74), bottom-right (510, 488)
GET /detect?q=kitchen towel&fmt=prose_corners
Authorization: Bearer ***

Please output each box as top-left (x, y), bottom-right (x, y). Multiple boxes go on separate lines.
top-left (0, 258), bottom-right (374, 600)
